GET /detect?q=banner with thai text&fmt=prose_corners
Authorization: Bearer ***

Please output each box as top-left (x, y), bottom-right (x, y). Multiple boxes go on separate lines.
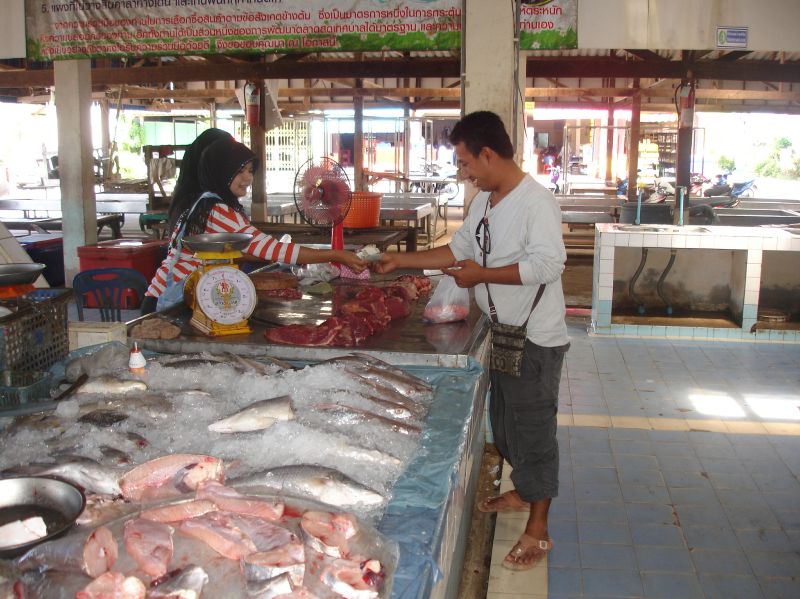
top-left (26, 0), bottom-right (576, 61)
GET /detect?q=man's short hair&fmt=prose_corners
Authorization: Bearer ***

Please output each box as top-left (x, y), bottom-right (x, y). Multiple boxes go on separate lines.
top-left (449, 111), bottom-right (514, 159)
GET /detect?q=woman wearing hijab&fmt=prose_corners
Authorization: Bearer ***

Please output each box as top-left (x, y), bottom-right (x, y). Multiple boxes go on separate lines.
top-left (141, 137), bottom-right (366, 314)
top-left (167, 128), bottom-right (232, 232)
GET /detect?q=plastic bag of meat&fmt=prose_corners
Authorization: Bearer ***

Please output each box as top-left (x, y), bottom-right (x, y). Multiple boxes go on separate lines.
top-left (422, 276), bottom-right (470, 323)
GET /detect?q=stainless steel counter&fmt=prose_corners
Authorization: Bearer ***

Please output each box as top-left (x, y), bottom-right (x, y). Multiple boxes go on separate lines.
top-left (129, 274), bottom-right (489, 368)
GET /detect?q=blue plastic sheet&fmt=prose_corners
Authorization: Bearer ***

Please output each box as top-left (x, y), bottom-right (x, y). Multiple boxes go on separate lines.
top-left (380, 359), bottom-right (484, 599)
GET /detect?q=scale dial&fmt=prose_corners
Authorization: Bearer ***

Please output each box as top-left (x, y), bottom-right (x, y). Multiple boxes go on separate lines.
top-left (195, 266), bottom-right (256, 325)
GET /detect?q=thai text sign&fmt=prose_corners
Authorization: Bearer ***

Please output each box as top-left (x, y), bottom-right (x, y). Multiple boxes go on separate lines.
top-left (26, 0), bottom-right (576, 60)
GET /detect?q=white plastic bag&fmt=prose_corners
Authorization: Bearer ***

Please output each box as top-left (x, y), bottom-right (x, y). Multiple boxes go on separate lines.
top-left (423, 275), bottom-right (470, 323)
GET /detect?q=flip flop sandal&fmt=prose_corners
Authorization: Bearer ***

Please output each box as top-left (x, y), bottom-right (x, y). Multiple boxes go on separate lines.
top-left (478, 494), bottom-right (530, 513)
top-left (502, 534), bottom-right (552, 571)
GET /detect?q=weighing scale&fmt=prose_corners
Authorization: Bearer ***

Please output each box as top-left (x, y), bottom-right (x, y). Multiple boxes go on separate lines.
top-left (181, 233), bottom-right (257, 336)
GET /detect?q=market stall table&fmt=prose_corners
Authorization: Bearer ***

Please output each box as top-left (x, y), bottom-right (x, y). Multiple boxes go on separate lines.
top-left (125, 274), bottom-right (490, 599)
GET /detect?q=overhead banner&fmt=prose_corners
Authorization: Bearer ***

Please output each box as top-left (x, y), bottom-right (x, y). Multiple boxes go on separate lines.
top-left (26, 0), bottom-right (577, 61)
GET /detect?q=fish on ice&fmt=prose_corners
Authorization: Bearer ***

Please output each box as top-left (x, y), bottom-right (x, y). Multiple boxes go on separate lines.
top-left (230, 465), bottom-right (385, 509)
top-left (123, 518), bottom-right (174, 578)
top-left (147, 564), bottom-right (209, 599)
top-left (208, 395), bottom-right (295, 433)
top-left (196, 481), bottom-right (284, 520)
top-left (76, 376), bottom-right (148, 395)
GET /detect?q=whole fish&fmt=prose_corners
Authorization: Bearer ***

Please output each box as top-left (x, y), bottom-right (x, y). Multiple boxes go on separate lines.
top-left (119, 454), bottom-right (224, 501)
top-left (79, 394), bottom-right (173, 420)
top-left (122, 431), bottom-right (150, 449)
top-left (330, 353), bottom-right (432, 398)
top-left (147, 565), bottom-right (209, 599)
top-left (7, 460), bottom-right (123, 496)
top-left (230, 465), bottom-right (384, 508)
top-left (336, 370), bottom-right (426, 419)
top-left (328, 388), bottom-right (415, 421)
top-left (78, 409), bottom-right (129, 427)
top-left (76, 376), bottom-right (148, 395)
top-left (315, 403), bottom-right (421, 436)
top-left (208, 395), bottom-right (295, 433)
top-left (16, 525), bottom-right (118, 578)
top-left (99, 445), bottom-right (131, 465)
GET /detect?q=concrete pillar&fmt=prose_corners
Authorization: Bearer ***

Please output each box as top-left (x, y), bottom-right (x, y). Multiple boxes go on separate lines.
top-left (462, 0), bottom-right (521, 153)
top-left (461, 0), bottom-right (523, 215)
top-left (54, 59), bottom-right (95, 287)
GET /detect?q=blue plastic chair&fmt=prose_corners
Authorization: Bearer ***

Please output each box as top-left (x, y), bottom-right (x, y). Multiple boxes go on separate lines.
top-left (72, 268), bottom-right (149, 322)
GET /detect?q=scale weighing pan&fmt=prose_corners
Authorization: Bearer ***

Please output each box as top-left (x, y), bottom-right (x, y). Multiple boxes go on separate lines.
top-left (183, 233), bottom-right (252, 253)
top-left (0, 476), bottom-right (86, 558)
top-left (0, 263), bottom-right (46, 286)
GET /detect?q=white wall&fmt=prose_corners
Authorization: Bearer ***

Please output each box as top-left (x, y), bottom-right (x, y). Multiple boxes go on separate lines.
top-left (579, 0), bottom-right (800, 52)
top-left (0, 0), bottom-right (26, 59)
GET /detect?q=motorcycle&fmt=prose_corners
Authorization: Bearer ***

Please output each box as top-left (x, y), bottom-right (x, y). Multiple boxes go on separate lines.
top-left (703, 171), bottom-right (757, 200)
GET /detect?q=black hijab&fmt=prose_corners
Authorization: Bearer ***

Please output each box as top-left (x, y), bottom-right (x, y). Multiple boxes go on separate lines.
top-left (173, 137), bottom-right (258, 240)
top-left (167, 128), bottom-right (232, 231)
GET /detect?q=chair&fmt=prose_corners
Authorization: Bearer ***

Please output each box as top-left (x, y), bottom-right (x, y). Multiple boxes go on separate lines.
top-left (72, 268), bottom-right (149, 322)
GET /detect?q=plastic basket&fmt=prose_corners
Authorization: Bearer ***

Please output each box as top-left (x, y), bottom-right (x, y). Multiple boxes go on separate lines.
top-left (0, 289), bottom-right (72, 374)
top-left (343, 192), bottom-right (382, 229)
top-left (0, 371), bottom-right (53, 410)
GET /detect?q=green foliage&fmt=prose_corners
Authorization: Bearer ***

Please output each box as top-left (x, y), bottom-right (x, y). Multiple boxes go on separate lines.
top-left (122, 118), bottom-right (145, 155)
top-left (774, 137), bottom-right (792, 150)
top-left (755, 137), bottom-right (798, 179)
top-left (717, 155), bottom-right (736, 172)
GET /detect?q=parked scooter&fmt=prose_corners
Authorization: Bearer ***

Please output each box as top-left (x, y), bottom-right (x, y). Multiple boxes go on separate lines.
top-left (411, 163), bottom-right (460, 199)
top-left (703, 171), bottom-right (757, 199)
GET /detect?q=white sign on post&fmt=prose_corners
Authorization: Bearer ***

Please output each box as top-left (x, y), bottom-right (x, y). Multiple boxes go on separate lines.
top-left (716, 26), bottom-right (749, 49)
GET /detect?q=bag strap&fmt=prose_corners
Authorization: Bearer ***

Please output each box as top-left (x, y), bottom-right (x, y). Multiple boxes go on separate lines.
top-left (479, 198), bottom-right (546, 326)
top-left (164, 193), bottom-right (215, 283)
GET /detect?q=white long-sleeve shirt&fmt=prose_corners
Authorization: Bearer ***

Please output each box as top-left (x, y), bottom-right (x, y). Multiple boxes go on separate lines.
top-left (449, 174), bottom-right (569, 347)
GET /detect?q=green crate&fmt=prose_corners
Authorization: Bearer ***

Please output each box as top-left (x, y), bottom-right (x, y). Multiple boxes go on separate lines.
top-left (0, 289), bottom-right (72, 373)
top-left (0, 371), bottom-right (53, 410)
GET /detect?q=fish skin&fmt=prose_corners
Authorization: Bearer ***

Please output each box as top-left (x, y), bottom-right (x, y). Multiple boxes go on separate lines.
top-left (119, 454), bottom-right (224, 502)
top-left (339, 368), bottom-right (426, 418)
top-left (243, 540), bottom-right (305, 586)
top-left (17, 460), bottom-right (124, 496)
top-left (315, 403), bottom-right (421, 436)
top-left (330, 353), bottom-right (432, 398)
top-left (327, 388), bottom-right (415, 421)
top-left (123, 519), bottom-right (174, 578)
top-left (99, 445), bottom-right (131, 465)
top-left (147, 564), bottom-right (209, 599)
top-left (76, 377), bottom-right (148, 395)
top-left (230, 465), bottom-right (384, 509)
top-left (208, 395), bottom-right (295, 434)
top-left (16, 525), bottom-right (118, 578)
top-left (245, 571), bottom-right (293, 598)
top-left (78, 409), bottom-right (129, 427)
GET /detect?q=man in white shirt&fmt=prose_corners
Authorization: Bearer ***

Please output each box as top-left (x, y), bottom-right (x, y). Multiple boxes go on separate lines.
top-left (374, 111), bottom-right (569, 570)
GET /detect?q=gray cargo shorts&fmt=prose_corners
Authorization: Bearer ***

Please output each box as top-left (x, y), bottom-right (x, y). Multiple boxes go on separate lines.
top-left (488, 339), bottom-right (569, 503)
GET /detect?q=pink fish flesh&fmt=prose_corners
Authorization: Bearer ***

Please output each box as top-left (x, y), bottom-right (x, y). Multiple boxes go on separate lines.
top-left (243, 539), bottom-right (306, 587)
top-left (140, 499), bottom-right (217, 523)
top-left (119, 454), bottom-right (224, 501)
top-left (76, 571), bottom-right (146, 599)
top-left (123, 518), bottom-right (174, 578)
top-left (300, 511), bottom-right (358, 559)
top-left (321, 557), bottom-right (384, 599)
top-left (177, 512), bottom-right (257, 560)
top-left (16, 525), bottom-right (118, 578)
top-left (196, 481), bottom-right (284, 521)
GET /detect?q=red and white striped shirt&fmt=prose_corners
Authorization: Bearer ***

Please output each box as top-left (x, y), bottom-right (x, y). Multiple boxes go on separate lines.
top-left (145, 203), bottom-right (300, 298)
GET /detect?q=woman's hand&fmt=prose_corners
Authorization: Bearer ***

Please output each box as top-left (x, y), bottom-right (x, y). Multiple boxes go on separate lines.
top-left (333, 250), bottom-right (368, 272)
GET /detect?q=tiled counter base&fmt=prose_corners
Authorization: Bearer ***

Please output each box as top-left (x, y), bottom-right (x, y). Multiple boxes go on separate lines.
top-left (590, 224), bottom-right (800, 342)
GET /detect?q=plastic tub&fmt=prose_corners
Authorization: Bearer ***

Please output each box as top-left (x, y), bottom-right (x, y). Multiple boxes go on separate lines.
top-left (343, 192), bottom-right (381, 228)
top-left (18, 233), bottom-right (64, 287)
top-left (78, 238), bottom-right (168, 282)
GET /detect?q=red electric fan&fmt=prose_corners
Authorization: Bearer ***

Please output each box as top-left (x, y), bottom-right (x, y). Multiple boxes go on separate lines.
top-left (293, 157), bottom-right (352, 251)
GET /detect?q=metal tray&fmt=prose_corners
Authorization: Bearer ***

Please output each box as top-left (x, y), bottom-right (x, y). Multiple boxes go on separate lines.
top-left (182, 233), bottom-right (252, 253)
top-left (0, 263), bottom-right (46, 286)
top-left (0, 476), bottom-right (86, 558)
